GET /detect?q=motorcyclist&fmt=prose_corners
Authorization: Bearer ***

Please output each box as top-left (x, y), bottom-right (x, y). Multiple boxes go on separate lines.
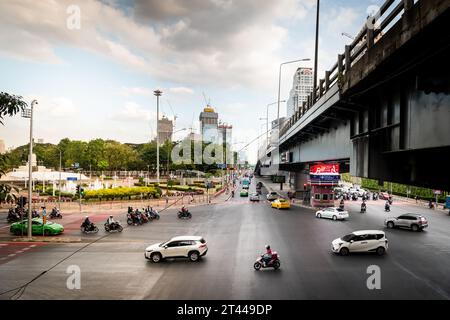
top-left (339, 199), bottom-right (345, 209)
top-left (81, 215), bottom-right (93, 230)
top-left (361, 201), bottom-right (366, 212)
top-left (385, 201), bottom-right (390, 211)
top-left (262, 245), bottom-right (273, 267)
top-left (107, 215), bottom-right (116, 226)
top-left (231, 190), bottom-right (235, 197)
top-left (428, 200), bottom-right (434, 209)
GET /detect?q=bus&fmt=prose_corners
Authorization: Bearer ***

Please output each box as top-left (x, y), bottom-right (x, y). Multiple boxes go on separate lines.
top-left (242, 178), bottom-right (250, 189)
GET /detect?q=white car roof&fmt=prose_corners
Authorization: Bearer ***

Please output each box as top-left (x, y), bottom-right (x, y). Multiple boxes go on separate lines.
top-left (352, 230), bottom-right (385, 236)
top-left (170, 236), bottom-right (203, 241)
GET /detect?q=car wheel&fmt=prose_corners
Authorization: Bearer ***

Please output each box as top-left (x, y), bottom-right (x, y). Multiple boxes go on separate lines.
top-left (189, 251), bottom-right (200, 262)
top-left (151, 252), bottom-right (162, 263)
top-left (340, 247), bottom-right (349, 256)
top-left (317, 213), bottom-right (321, 219)
top-left (332, 215), bottom-right (337, 221)
top-left (253, 262), bottom-right (262, 271)
top-left (376, 247), bottom-right (386, 256)
top-left (387, 221), bottom-right (394, 229)
top-left (411, 224), bottom-right (419, 232)
top-left (44, 229), bottom-right (51, 236)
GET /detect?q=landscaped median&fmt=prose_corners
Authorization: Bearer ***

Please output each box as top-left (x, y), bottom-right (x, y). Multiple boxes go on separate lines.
top-left (83, 186), bottom-right (161, 201)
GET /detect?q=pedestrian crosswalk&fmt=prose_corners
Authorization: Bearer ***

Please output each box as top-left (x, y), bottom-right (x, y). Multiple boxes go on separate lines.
top-left (0, 242), bottom-right (44, 264)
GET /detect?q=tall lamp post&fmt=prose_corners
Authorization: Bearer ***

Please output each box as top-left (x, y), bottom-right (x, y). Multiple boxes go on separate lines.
top-left (22, 99), bottom-right (38, 239)
top-left (313, 0), bottom-right (320, 99)
top-left (276, 58), bottom-right (310, 129)
top-left (153, 89), bottom-right (163, 184)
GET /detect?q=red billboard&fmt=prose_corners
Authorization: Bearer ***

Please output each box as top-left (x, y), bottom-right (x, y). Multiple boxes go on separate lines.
top-left (310, 164), bottom-right (340, 175)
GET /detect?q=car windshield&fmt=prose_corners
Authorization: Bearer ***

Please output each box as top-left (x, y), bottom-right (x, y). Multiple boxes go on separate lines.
top-left (278, 199), bottom-right (286, 202)
top-left (159, 240), bottom-right (171, 247)
top-left (341, 234), bottom-right (355, 242)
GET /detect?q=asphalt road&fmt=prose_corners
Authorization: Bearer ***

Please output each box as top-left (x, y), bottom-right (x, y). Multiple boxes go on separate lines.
top-left (1, 182), bottom-right (450, 300)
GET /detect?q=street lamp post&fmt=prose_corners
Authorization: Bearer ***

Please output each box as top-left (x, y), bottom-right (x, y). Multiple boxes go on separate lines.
top-left (146, 165), bottom-right (150, 186)
top-left (23, 99), bottom-right (38, 239)
top-left (313, 0), bottom-right (320, 99)
top-left (276, 59), bottom-right (310, 129)
top-left (58, 149), bottom-right (62, 210)
top-left (153, 90), bottom-right (163, 184)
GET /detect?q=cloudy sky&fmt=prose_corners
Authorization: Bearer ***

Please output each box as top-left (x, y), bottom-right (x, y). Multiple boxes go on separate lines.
top-left (0, 0), bottom-right (385, 163)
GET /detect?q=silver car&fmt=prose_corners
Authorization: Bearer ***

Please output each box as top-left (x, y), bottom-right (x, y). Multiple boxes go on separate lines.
top-left (266, 192), bottom-right (278, 201)
top-left (249, 193), bottom-right (260, 201)
top-left (384, 213), bottom-right (428, 232)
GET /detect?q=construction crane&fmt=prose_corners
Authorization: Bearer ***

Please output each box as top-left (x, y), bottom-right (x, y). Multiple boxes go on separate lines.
top-left (166, 100), bottom-right (178, 128)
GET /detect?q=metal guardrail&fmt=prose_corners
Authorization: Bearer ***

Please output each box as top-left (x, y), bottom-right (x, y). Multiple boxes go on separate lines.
top-left (279, 0), bottom-right (416, 138)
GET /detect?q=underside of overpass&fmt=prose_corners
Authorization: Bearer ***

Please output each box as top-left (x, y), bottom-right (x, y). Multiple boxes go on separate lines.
top-left (276, 0), bottom-right (450, 190)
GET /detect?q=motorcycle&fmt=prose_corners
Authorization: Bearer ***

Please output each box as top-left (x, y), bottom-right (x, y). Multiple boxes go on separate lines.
top-left (32, 210), bottom-right (40, 218)
top-left (385, 204), bottom-right (391, 212)
top-left (254, 252), bottom-right (281, 270)
top-left (360, 204), bottom-right (366, 213)
top-left (81, 223), bottom-right (99, 234)
top-left (127, 212), bottom-right (142, 225)
top-left (49, 208), bottom-right (62, 219)
top-left (148, 209), bottom-right (160, 220)
top-left (339, 202), bottom-right (345, 210)
top-left (104, 221), bottom-right (123, 233)
top-left (178, 210), bottom-right (192, 219)
top-left (7, 209), bottom-right (21, 223)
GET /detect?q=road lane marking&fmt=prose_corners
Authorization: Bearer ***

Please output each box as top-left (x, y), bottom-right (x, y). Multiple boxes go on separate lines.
top-left (0, 243), bottom-right (8, 246)
top-left (7, 254), bottom-right (16, 257)
top-left (22, 247), bottom-right (30, 251)
top-left (393, 260), bottom-right (450, 300)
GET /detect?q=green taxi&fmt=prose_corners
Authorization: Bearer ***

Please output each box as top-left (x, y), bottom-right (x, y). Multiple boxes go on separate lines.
top-left (10, 218), bottom-right (64, 236)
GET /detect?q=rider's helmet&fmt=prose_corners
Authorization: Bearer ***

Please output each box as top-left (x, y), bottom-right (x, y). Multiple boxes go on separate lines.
top-left (265, 245), bottom-right (271, 250)
top-left (85, 215), bottom-right (89, 219)
top-left (110, 215), bottom-right (113, 218)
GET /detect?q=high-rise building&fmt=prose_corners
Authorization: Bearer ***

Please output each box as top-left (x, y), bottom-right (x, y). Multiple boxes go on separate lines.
top-left (0, 139), bottom-right (5, 154)
top-left (218, 123), bottom-right (232, 146)
top-left (158, 116), bottom-right (173, 144)
top-left (287, 67), bottom-right (313, 117)
top-left (199, 105), bottom-right (218, 143)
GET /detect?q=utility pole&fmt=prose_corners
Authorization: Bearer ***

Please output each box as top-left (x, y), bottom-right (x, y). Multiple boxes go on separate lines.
top-left (313, 0), bottom-right (320, 100)
top-left (58, 149), bottom-right (62, 210)
top-left (154, 89), bottom-right (163, 184)
top-left (23, 100), bottom-right (38, 239)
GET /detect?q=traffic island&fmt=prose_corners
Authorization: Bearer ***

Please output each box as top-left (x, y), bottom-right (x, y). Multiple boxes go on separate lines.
top-left (10, 236), bottom-right (82, 243)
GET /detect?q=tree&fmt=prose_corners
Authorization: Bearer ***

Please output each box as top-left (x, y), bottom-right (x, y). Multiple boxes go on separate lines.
top-left (0, 92), bottom-right (27, 202)
top-left (0, 92), bottom-right (27, 125)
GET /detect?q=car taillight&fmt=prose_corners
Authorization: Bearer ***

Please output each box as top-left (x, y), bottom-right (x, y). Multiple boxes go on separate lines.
top-left (199, 243), bottom-right (207, 248)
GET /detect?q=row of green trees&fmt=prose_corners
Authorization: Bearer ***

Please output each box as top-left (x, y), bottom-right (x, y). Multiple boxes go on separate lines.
top-left (4, 139), bottom-right (238, 174)
top-left (341, 173), bottom-right (448, 202)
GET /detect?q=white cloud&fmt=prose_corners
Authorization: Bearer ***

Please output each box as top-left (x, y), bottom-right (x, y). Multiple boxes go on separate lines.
top-left (110, 102), bottom-right (153, 122)
top-left (168, 87), bottom-right (194, 95)
top-left (0, 0), bottom-right (314, 89)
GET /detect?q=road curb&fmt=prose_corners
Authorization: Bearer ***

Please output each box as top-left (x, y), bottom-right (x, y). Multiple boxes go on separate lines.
top-left (9, 236), bottom-right (82, 243)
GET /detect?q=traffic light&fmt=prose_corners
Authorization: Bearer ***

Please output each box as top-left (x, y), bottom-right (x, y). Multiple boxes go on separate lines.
top-left (80, 188), bottom-right (85, 197)
top-left (76, 185), bottom-right (80, 194)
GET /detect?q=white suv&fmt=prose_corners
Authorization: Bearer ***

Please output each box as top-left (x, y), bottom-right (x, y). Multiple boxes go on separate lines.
top-left (145, 236), bottom-right (208, 263)
top-left (331, 230), bottom-right (388, 256)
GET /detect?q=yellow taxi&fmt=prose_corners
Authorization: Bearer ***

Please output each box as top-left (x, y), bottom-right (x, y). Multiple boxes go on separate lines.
top-left (271, 198), bottom-right (290, 209)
